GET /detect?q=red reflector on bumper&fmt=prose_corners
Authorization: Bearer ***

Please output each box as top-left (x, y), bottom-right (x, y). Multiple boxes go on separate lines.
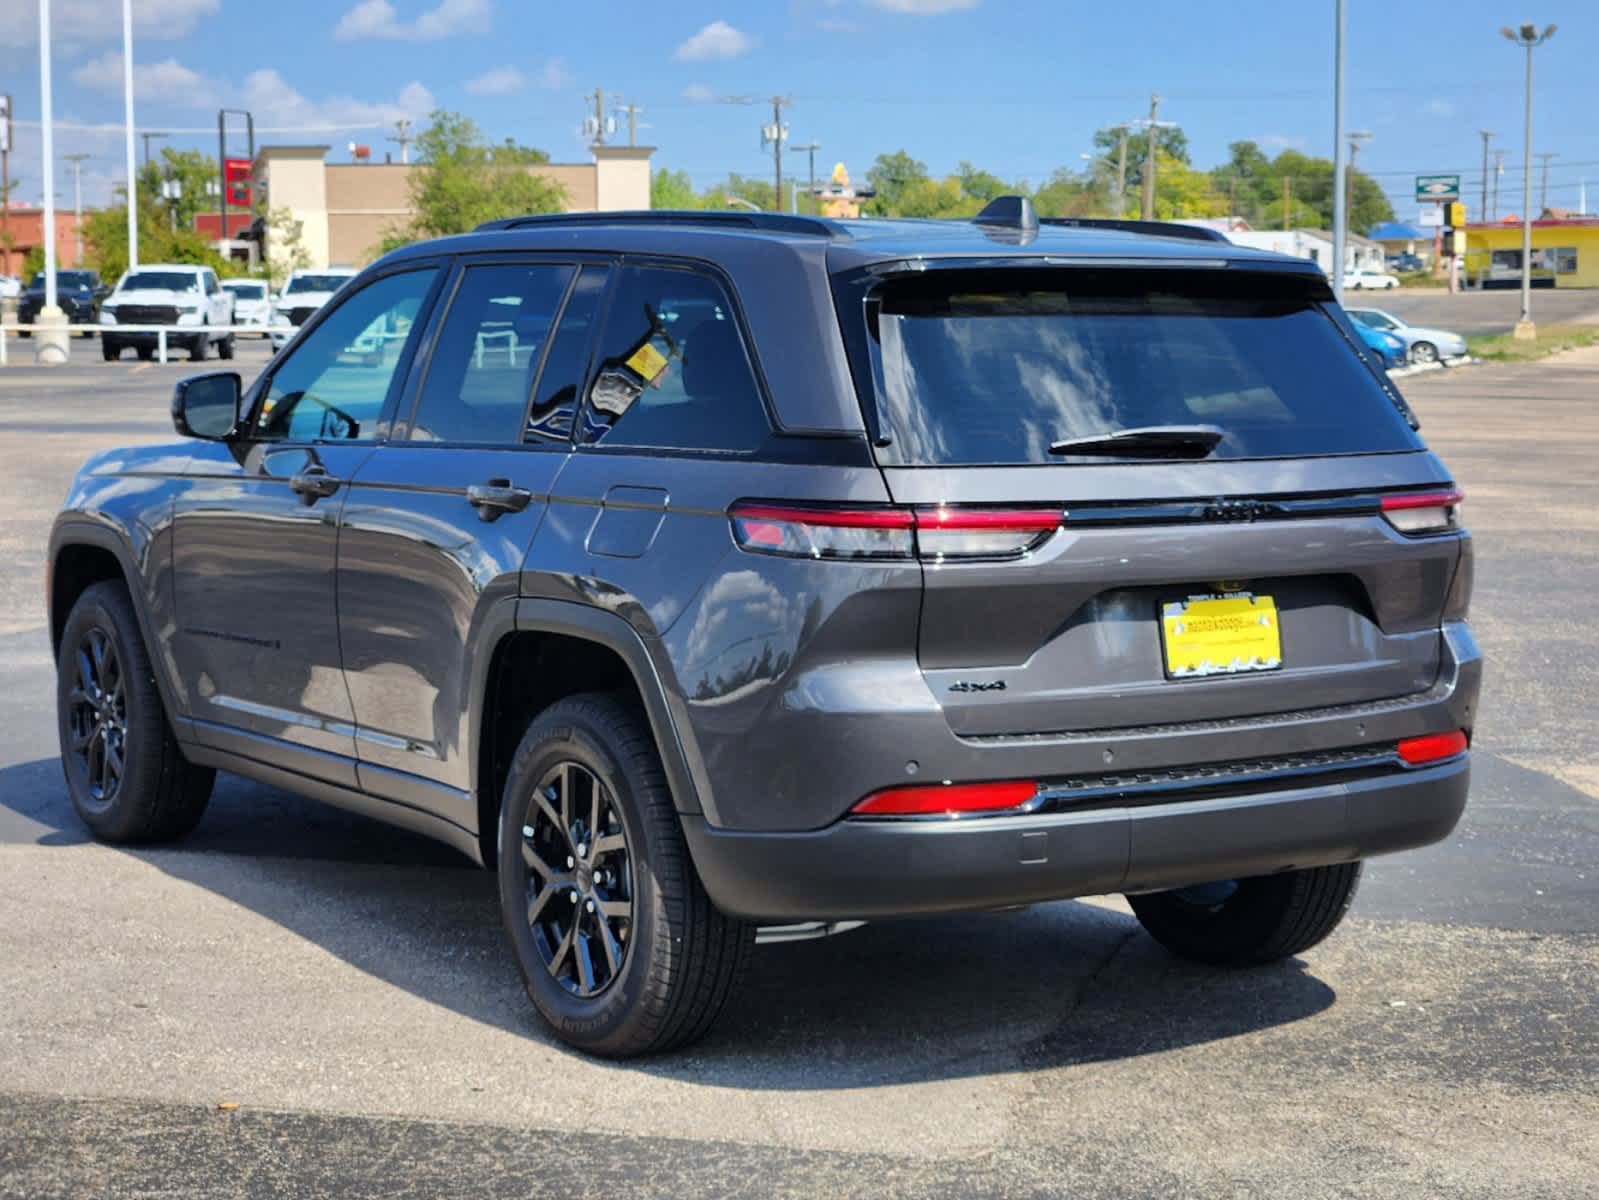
top-left (1397, 729), bottom-right (1468, 766)
top-left (852, 779), bottom-right (1038, 817)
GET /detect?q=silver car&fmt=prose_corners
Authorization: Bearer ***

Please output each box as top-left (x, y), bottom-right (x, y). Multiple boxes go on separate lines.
top-left (1348, 307), bottom-right (1469, 364)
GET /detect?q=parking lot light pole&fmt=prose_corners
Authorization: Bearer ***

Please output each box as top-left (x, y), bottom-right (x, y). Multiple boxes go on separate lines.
top-left (35, 0), bottom-right (69, 365)
top-left (1331, 0), bottom-right (1347, 304)
top-left (123, 0), bottom-right (138, 271)
top-left (1502, 22), bottom-right (1556, 340)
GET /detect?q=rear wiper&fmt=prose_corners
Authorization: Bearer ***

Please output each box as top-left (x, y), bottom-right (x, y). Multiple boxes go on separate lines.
top-left (1048, 424), bottom-right (1225, 459)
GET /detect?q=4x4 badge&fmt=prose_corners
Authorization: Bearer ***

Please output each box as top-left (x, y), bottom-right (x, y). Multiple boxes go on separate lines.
top-left (948, 679), bottom-right (1007, 693)
top-left (1202, 499), bottom-right (1283, 523)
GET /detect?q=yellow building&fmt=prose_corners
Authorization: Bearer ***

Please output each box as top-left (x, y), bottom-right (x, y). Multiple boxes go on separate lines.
top-left (1463, 217), bottom-right (1599, 288)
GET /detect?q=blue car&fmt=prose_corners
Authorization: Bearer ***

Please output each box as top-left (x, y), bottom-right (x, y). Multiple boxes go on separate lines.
top-left (1354, 320), bottom-right (1406, 369)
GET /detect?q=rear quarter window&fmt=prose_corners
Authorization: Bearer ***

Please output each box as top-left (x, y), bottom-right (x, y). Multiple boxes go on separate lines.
top-left (851, 267), bottom-right (1422, 466)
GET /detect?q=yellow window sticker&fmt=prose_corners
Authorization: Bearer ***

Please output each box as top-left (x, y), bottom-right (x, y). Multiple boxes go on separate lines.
top-left (625, 342), bottom-right (669, 384)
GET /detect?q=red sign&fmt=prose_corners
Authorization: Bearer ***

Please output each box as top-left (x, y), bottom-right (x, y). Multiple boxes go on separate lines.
top-left (193, 212), bottom-right (256, 240)
top-left (224, 157), bottom-right (253, 207)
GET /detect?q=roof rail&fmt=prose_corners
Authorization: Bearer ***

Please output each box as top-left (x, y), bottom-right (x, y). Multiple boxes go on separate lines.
top-left (1037, 217), bottom-right (1231, 244)
top-left (474, 209), bottom-right (845, 238)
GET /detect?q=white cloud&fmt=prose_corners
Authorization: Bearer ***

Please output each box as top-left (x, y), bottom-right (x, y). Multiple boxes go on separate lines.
top-left (0, 0), bottom-right (219, 48)
top-left (681, 83), bottom-right (715, 103)
top-left (465, 66), bottom-right (525, 96)
top-left (1258, 134), bottom-right (1307, 151)
top-left (243, 69), bottom-right (436, 130)
top-left (674, 20), bottom-right (755, 63)
top-left (869, 0), bottom-right (980, 12)
top-left (334, 0), bottom-right (492, 42)
top-left (1423, 98), bottom-right (1457, 119)
top-left (71, 52), bottom-right (216, 105)
top-left (538, 58), bottom-right (571, 89)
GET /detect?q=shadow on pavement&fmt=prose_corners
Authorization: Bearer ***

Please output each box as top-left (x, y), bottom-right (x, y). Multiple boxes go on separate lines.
top-left (1, 756), bottom-right (1336, 1088)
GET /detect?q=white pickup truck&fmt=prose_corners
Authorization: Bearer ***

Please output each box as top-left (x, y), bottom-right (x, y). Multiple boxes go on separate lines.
top-left (270, 268), bottom-right (358, 350)
top-left (98, 265), bottom-right (235, 362)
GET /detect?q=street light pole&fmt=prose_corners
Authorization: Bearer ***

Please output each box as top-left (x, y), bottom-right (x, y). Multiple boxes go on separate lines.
top-left (122, 0), bottom-right (138, 270)
top-left (64, 152), bottom-right (88, 265)
top-left (1502, 22), bottom-right (1556, 339)
top-left (1331, 0), bottom-right (1347, 303)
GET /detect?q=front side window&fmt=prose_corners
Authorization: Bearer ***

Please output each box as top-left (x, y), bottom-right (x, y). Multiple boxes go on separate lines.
top-left (582, 266), bottom-right (769, 453)
top-left (256, 269), bottom-right (436, 443)
top-left (858, 268), bottom-right (1423, 466)
top-left (286, 274), bottom-right (354, 295)
top-left (410, 263), bottom-right (574, 444)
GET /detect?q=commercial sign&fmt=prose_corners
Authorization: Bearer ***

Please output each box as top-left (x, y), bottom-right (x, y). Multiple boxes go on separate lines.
top-left (1416, 174), bottom-right (1461, 202)
top-left (223, 157), bottom-right (253, 207)
top-left (0, 94), bottom-right (11, 155)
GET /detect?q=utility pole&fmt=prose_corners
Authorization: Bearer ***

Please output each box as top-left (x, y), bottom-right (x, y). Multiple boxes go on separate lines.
top-left (1536, 151), bottom-right (1557, 215)
top-left (1491, 149), bottom-right (1505, 220)
top-left (1478, 130), bottom-right (1496, 222)
top-left (1114, 125), bottom-right (1129, 215)
top-left (64, 152), bottom-right (89, 265)
top-left (791, 141), bottom-right (820, 214)
top-left (1, 93), bottom-right (11, 278)
top-left (761, 96), bottom-right (790, 212)
top-left (1139, 94), bottom-right (1161, 220)
top-left (619, 99), bottom-right (643, 147)
top-left (122, 0), bottom-right (138, 271)
top-left (585, 89), bottom-right (610, 146)
top-left (140, 131), bottom-right (168, 171)
top-left (387, 117), bottom-right (413, 164)
top-left (1345, 130), bottom-right (1372, 244)
top-left (1282, 175), bottom-right (1292, 230)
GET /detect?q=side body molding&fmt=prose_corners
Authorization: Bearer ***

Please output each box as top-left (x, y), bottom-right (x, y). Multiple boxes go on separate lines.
top-left (512, 598), bottom-right (711, 822)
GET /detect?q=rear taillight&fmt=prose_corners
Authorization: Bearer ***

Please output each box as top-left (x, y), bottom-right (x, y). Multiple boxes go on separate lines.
top-left (1397, 729), bottom-right (1469, 766)
top-left (1381, 488), bottom-right (1463, 535)
top-left (728, 502), bottom-right (1063, 563)
top-left (851, 779), bottom-right (1039, 817)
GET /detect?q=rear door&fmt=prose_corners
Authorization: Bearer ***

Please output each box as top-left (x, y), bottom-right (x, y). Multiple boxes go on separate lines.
top-left (848, 264), bottom-right (1463, 738)
top-left (336, 257), bottom-right (601, 821)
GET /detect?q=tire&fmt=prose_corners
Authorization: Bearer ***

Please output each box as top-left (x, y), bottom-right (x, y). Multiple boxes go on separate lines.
top-left (101, 343), bottom-right (120, 362)
top-left (218, 334), bottom-right (235, 361)
top-left (189, 331), bottom-right (209, 363)
top-left (497, 693), bottom-right (752, 1057)
top-left (56, 580), bottom-right (214, 844)
top-left (1411, 341), bottom-right (1439, 364)
top-left (136, 346), bottom-right (154, 362)
top-left (1127, 862), bottom-right (1361, 967)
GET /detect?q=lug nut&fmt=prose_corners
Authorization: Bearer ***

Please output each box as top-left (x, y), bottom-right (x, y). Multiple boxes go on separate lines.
top-left (522, 826), bottom-right (534, 839)
top-left (568, 890), bottom-right (578, 904)
top-left (566, 855), bottom-right (574, 869)
top-left (576, 843), bottom-right (587, 858)
top-left (586, 900), bottom-right (595, 913)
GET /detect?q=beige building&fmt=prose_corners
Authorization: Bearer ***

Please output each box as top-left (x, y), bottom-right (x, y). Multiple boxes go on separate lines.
top-left (253, 144), bottom-right (654, 271)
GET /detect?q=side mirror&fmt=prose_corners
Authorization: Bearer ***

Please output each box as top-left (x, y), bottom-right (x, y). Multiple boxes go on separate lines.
top-left (172, 372), bottom-right (243, 441)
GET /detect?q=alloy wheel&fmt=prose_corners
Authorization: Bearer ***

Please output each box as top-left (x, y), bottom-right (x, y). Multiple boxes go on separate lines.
top-left (65, 627), bottom-right (128, 804)
top-left (519, 761), bottom-right (634, 998)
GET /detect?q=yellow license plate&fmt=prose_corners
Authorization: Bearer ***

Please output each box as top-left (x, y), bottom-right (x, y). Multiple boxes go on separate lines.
top-left (1161, 593), bottom-right (1283, 679)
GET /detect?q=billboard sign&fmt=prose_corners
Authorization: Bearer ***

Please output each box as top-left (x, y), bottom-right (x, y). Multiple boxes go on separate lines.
top-left (223, 157), bottom-right (253, 207)
top-left (1416, 174), bottom-right (1461, 202)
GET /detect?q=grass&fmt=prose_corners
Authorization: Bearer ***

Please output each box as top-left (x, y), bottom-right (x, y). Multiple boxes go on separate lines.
top-left (1466, 323), bottom-right (1599, 363)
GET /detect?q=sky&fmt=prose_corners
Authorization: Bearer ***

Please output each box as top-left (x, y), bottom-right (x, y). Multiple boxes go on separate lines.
top-left (3, 0), bottom-right (1597, 219)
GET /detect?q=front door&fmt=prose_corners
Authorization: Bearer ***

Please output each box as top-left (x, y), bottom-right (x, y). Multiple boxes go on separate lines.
top-left (337, 259), bottom-right (606, 823)
top-left (170, 265), bottom-right (442, 784)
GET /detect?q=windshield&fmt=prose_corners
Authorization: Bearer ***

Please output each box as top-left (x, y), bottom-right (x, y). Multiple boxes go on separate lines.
top-left (119, 271), bottom-right (200, 293)
top-left (855, 268), bottom-right (1421, 466)
top-left (30, 271), bottom-right (96, 289)
top-left (286, 274), bottom-right (353, 295)
top-left (226, 282), bottom-right (267, 299)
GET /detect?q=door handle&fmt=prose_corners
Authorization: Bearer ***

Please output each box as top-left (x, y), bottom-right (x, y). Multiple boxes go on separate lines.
top-left (290, 465), bottom-right (341, 504)
top-left (466, 478), bottom-right (533, 522)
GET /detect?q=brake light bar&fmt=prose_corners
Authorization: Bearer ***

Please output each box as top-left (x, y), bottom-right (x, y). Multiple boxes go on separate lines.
top-left (1397, 729), bottom-right (1469, 766)
top-left (728, 502), bottom-right (1063, 562)
top-left (1380, 488), bottom-right (1463, 535)
top-left (852, 779), bottom-right (1039, 817)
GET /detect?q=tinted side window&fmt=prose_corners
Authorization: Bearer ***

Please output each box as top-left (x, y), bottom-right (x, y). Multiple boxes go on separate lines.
top-left (256, 269), bottom-right (437, 443)
top-left (526, 265), bottom-right (606, 443)
top-left (582, 266), bottom-right (768, 453)
top-left (410, 263), bottom-right (574, 445)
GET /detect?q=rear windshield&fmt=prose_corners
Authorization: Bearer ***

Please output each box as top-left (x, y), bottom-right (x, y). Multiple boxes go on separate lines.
top-left (856, 269), bottom-right (1421, 466)
top-left (226, 282), bottom-right (266, 298)
top-left (119, 271), bottom-right (199, 292)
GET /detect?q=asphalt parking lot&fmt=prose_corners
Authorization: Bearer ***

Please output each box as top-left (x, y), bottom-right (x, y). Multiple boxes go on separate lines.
top-left (0, 336), bottom-right (1594, 1198)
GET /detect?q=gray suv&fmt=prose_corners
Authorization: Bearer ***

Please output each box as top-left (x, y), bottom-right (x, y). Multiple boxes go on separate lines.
top-left (48, 200), bottom-right (1479, 1057)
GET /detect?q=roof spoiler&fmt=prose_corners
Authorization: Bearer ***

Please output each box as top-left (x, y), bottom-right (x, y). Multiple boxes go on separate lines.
top-left (1039, 217), bottom-right (1231, 244)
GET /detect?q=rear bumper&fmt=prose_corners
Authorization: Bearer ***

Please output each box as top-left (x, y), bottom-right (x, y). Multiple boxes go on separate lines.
top-left (685, 756), bottom-right (1469, 922)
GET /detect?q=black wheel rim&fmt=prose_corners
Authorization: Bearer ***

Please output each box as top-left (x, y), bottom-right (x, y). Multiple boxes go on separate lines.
top-left (519, 761), bottom-right (634, 998)
top-left (1169, 879), bottom-right (1241, 911)
top-left (66, 627), bottom-right (128, 804)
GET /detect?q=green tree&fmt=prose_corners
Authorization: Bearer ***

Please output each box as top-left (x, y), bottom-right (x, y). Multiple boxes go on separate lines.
top-left (264, 207), bottom-right (311, 289)
top-left (21, 244), bottom-right (45, 280)
top-left (954, 161), bottom-right (1011, 205)
top-left (1150, 153), bottom-right (1226, 220)
top-left (864, 150), bottom-right (930, 215)
top-left (651, 168), bottom-right (700, 210)
top-left (1208, 140), bottom-right (1275, 222)
top-left (1253, 150), bottom-right (1393, 233)
top-left (379, 111), bottom-right (566, 252)
top-left (700, 173), bottom-right (778, 213)
top-left (139, 147), bottom-right (221, 233)
top-left (81, 184), bottom-right (233, 282)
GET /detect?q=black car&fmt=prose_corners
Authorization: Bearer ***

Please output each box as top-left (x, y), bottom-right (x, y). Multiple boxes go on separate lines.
top-left (17, 269), bottom-right (105, 335)
top-left (48, 201), bottom-right (1477, 1057)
